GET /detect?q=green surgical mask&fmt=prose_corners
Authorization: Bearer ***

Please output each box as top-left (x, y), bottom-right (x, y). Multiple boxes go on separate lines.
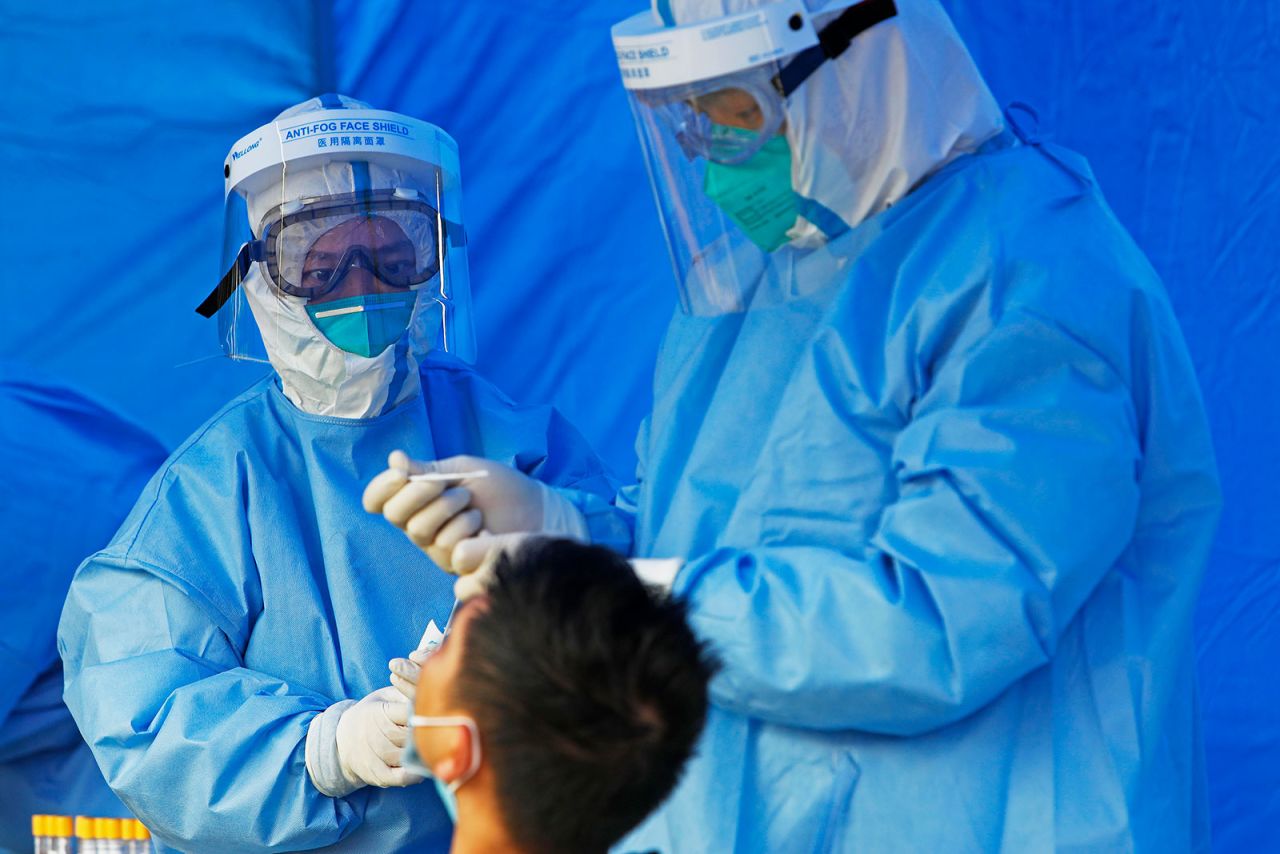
top-left (702, 129), bottom-right (798, 252)
top-left (306, 292), bottom-right (416, 357)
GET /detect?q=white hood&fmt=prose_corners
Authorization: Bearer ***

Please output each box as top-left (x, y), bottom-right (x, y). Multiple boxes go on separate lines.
top-left (240, 96), bottom-right (440, 419)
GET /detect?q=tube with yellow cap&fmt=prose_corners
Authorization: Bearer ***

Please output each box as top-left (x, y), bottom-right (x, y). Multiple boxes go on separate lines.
top-left (124, 818), bottom-right (152, 854)
top-left (48, 816), bottom-right (74, 854)
top-left (75, 815), bottom-right (97, 854)
top-left (95, 817), bottom-right (124, 854)
top-left (31, 815), bottom-right (47, 854)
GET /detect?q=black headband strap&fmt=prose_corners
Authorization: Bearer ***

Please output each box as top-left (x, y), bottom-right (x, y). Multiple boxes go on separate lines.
top-left (196, 243), bottom-right (254, 318)
top-left (774, 0), bottom-right (898, 98)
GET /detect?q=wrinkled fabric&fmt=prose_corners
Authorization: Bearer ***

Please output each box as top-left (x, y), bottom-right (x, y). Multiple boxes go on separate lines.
top-left (58, 352), bottom-right (623, 854)
top-left (614, 139), bottom-right (1221, 852)
top-left (0, 363), bottom-right (166, 853)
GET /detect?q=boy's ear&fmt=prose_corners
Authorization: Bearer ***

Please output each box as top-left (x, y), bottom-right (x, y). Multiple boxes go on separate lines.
top-left (432, 724), bottom-right (473, 783)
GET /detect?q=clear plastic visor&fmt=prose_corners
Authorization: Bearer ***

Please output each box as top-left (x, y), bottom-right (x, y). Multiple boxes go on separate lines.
top-left (206, 161), bottom-right (475, 364)
top-left (628, 62), bottom-right (802, 315)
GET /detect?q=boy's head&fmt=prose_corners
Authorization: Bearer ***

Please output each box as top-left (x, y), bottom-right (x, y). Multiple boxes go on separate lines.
top-left (411, 538), bottom-right (717, 853)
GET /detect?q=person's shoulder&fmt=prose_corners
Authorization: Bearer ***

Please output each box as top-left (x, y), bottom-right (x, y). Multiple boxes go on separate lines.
top-left (908, 140), bottom-right (1159, 293)
top-left (128, 373), bottom-right (279, 506)
top-left (91, 375), bottom-right (277, 563)
top-left (166, 374), bottom-right (279, 459)
top-left (964, 142), bottom-right (1134, 247)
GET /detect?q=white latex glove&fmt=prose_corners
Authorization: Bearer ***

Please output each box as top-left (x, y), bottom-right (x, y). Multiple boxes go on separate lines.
top-left (388, 620), bottom-right (446, 701)
top-left (629, 558), bottom-right (685, 592)
top-left (449, 532), bottom-right (543, 601)
top-left (388, 648), bottom-right (431, 701)
top-left (363, 451), bottom-right (588, 572)
top-left (447, 541), bottom-right (686, 601)
top-left (304, 686), bottom-right (423, 797)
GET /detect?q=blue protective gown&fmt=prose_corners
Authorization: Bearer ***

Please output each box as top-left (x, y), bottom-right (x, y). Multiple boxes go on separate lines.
top-left (616, 136), bottom-right (1221, 853)
top-left (0, 364), bottom-right (167, 854)
top-left (58, 352), bottom-right (625, 853)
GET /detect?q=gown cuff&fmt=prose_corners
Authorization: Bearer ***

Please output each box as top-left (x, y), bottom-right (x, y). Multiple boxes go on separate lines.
top-left (305, 699), bottom-right (359, 798)
top-left (538, 481), bottom-right (590, 542)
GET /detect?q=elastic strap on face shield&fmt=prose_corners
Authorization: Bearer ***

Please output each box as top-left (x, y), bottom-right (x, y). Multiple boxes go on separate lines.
top-left (773, 0), bottom-right (897, 98)
top-left (196, 240), bottom-right (265, 318)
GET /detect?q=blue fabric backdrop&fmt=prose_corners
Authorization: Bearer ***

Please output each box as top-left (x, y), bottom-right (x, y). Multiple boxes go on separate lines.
top-left (0, 1), bottom-right (1274, 849)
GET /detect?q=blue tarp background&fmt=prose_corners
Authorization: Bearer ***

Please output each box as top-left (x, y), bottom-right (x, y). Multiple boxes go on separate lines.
top-left (0, 1), bottom-right (1274, 848)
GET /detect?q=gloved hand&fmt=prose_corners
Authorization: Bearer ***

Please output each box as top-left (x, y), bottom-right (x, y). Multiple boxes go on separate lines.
top-left (388, 619), bottom-right (445, 701)
top-left (628, 557), bottom-right (685, 592)
top-left (305, 686), bottom-right (423, 797)
top-left (336, 686), bottom-right (422, 791)
top-left (389, 649), bottom-right (430, 701)
top-left (450, 532), bottom-right (541, 601)
top-left (362, 451), bottom-right (588, 572)
top-left (447, 539), bottom-right (686, 602)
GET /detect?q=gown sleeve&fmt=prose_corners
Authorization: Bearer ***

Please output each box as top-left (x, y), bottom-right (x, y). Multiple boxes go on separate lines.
top-left (664, 311), bottom-right (1161, 735)
top-left (58, 479), bottom-right (364, 852)
top-left (519, 408), bottom-right (635, 555)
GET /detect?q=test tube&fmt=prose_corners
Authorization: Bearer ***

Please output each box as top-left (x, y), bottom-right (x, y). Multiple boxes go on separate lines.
top-left (75, 816), bottom-right (96, 854)
top-left (48, 817), bottom-right (74, 854)
top-left (31, 815), bottom-right (47, 854)
top-left (125, 819), bottom-right (142, 854)
top-left (97, 818), bottom-right (124, 854)
top-left (133, 820), bottom-right (153, 854)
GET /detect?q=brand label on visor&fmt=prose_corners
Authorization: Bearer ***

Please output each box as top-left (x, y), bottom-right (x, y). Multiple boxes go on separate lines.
top-left (221, 109), bottom-right (461, 201)
top-left (612, 0), bottom-right (818, 90)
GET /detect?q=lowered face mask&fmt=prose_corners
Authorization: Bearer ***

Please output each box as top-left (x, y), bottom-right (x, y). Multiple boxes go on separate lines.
top-left (306, 292), bottom-right (417, 358)
top-left (702, 128), bottom-right (799, 252)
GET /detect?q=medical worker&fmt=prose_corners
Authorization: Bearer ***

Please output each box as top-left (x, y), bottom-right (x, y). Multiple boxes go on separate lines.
top-left (0, 363), bottom-right (165, 854)
top-left (57, 95), bottom-right (622, 854)
top-left (366, 1), bottom-right (1223, 851)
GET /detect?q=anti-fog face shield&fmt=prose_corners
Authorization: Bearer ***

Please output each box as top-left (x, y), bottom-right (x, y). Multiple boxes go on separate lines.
top-left (198, 108), bottom-right (476, 364)
top-left (612, 0), bottom-right (896, 315)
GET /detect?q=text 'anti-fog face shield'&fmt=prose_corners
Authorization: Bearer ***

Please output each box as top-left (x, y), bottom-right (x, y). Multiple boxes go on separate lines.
top-left (199, 109), bottom-right (476, 365)
top-left (612, 0), bottom-right (897, 315)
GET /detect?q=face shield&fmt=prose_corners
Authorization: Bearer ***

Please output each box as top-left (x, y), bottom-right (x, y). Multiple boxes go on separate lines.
top-left (612, 0), bottom-right (898, 315)
top-left (198, 108), bottom-right (476, 365)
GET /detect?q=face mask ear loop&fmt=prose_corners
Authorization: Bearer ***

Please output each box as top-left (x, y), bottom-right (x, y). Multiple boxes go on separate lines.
top-left (449, 718), bottom-right (483, 793)
top-left (411, 715), bottom-right (483, 792)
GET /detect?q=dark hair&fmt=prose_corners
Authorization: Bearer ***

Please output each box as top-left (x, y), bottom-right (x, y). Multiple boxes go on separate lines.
top-left (454, 538), bottom-right (718, 854)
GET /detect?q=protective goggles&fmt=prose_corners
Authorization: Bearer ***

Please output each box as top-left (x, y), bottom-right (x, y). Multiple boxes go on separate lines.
top-left (198, 188), bottom-right (454, 315)
top-left (640, 73), bottom-right (787, 166)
